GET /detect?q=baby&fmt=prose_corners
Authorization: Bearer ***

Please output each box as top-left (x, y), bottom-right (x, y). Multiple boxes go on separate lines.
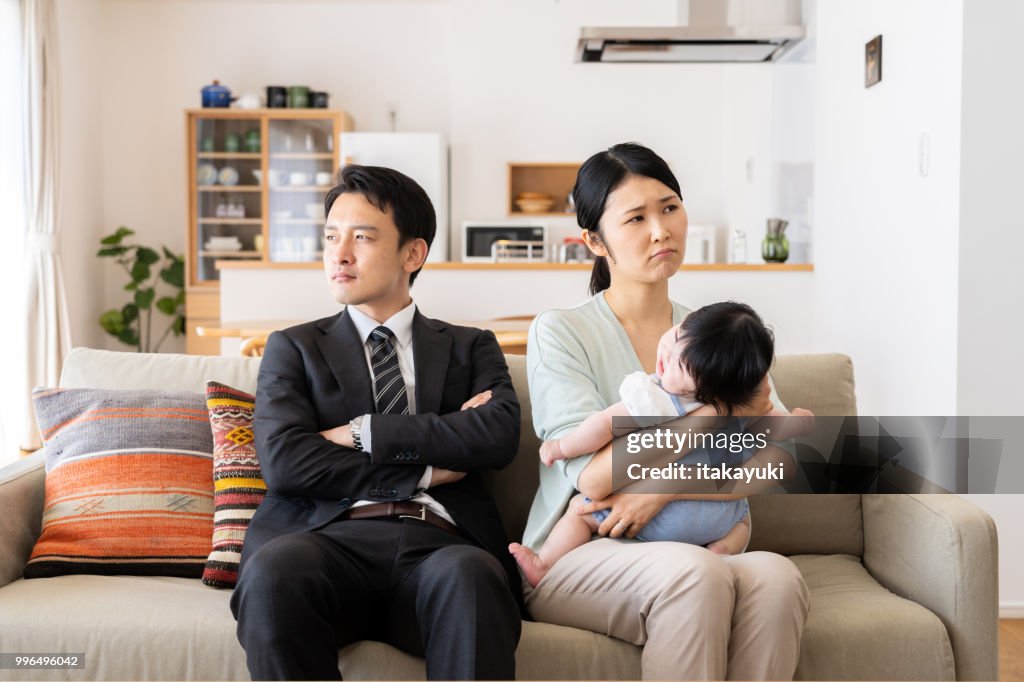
top-left (510, 301), bottom-right (814, 588)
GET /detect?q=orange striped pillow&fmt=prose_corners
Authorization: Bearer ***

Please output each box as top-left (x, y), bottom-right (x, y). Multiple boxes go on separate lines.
top-left (26, 387), bottom-right (215, 579)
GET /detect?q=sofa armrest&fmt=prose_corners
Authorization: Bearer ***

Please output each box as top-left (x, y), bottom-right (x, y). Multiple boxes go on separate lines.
top-left (862, 494), bottom-right (998, 681)
top-left (0, 451), bottom-right (45, 588)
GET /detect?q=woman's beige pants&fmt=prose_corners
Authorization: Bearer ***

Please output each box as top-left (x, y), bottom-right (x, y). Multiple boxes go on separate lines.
top-left (524, 539), bottom-right (810, 680)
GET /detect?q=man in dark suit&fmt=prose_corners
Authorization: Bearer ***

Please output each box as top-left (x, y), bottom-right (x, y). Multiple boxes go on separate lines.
top-left (231, 165), bottom-right (522, 680)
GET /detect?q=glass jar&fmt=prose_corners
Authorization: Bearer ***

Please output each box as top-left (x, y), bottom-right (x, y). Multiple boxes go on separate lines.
top-left (730, 229), bottom-right (747, 264)
top-left (762, 219), bottom-right (790, 263)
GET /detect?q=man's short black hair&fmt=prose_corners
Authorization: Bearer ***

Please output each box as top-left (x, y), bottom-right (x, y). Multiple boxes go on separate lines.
top-left (324, 164), bottom-right (436, 285)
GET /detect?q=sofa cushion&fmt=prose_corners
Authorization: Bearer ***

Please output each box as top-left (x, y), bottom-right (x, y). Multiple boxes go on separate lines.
top-left (26, 387), bottom-right (214, 579)
top-left (0, 575), bottom-right (249, 681)
top-left (790, 554), bottom-right (955, 681)
top-left (747, 494), bottom-right (863, 556)
top-left (339, 621), bottom-right (642, 680)
top-left (203, 382), bottom-right (266, 589)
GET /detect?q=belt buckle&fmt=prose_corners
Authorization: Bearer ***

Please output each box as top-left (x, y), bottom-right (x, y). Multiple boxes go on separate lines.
top-left (398, 504), bottom-right (427, 523)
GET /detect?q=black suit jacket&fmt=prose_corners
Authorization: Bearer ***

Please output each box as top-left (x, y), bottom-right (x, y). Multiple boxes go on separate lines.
top-left (244, 308), bottom-right (523, 602)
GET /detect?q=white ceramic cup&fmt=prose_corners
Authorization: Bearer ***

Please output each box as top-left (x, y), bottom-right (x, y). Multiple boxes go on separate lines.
top-left (289, 172), bottom-right (311, 186)
top-left (315, 171), bottom-right (333, 186)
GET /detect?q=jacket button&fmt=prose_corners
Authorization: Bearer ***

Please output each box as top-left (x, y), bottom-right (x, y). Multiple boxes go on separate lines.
top-left (387, 489), bottom-right (397, 497)
top-left (412, 453), bottom-right (420, 460)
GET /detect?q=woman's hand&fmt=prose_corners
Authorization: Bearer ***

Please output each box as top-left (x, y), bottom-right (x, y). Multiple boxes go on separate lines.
top-left (575, 492), bottom-right (677, 539)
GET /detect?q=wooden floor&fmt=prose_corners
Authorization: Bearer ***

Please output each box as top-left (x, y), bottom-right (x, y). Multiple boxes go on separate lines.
top-left (1004, 620), bottom-right (1024, 681)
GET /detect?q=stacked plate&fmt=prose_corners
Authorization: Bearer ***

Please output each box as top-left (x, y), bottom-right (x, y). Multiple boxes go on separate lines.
top-left (515, 191), bottom-right (555, 213)
top-left (204, 236), bottom-right (242, 252)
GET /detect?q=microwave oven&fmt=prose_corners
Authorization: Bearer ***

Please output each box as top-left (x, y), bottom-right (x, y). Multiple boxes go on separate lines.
top-left (462, 221), bottom-right (547, 262)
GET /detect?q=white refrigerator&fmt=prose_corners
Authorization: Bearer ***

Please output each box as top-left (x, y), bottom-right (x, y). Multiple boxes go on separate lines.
top-left (339, 132), bottom-right (450, 262)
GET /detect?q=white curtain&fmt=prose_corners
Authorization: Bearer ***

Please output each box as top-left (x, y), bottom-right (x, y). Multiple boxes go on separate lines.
top-left (0, 0), bottom-right (26, 460)
top-left (20, 0), bottom-right (70, 450)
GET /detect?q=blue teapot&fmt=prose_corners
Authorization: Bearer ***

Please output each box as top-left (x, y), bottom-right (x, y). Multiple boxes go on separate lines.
top-left (201, 80), bottom-right (233, 108)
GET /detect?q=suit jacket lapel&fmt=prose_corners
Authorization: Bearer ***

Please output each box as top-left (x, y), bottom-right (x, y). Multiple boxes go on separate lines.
top-left (412, 311), bottom-right (452, 415)
top-left (315, 309), bottom-right (374, 418)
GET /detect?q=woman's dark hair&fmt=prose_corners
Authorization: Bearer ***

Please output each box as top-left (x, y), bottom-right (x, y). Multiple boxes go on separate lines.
top-left (572, 142), bottom-right (682, 295)
top-left (678, 301), bottom-right (775, 415)
top-left (324, 164), bottom-right (436, 285)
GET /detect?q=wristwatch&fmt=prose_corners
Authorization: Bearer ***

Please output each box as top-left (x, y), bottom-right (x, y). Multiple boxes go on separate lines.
top-left (350, 415), bottom-right (365, 452)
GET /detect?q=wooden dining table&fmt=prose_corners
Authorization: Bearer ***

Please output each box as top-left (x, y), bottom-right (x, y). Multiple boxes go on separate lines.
top-left (195, 318), bottom-right (532, 355)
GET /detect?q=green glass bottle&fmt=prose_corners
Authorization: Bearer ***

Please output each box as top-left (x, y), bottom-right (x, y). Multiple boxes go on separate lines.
top-left (762, 219), bottom-right (790, 263)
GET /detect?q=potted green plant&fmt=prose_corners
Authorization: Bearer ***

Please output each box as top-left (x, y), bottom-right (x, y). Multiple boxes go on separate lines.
top-left (97, 227), bottom-right (185, 352)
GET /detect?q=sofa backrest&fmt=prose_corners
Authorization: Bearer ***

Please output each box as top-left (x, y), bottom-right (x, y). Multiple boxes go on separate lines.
top-left (60, 347), bottom-right (864, 556)
top-left (61, 347), bottom-right (262, 393)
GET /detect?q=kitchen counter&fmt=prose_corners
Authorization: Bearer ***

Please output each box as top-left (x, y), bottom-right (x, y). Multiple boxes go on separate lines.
top-left (215, 260), bottom-right (816, 356)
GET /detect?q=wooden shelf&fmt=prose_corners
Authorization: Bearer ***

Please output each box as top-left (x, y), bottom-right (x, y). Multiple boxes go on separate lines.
top-left (199, 250), bottom-right (262, 258)
top-left (197, 152), bottom-right (262, 160)
top-left (198, 218), bottom-right (263, 225)
top-left (508, 162), bottom-right (581, 215)
top-left (271, 153), bottom-right (334, 160)
top-left (509, 211), bottom-right (577, 218)
top-left (197, 186), bottom-right (262, 192)
top-left (271, 185), bottom-right (332, 192)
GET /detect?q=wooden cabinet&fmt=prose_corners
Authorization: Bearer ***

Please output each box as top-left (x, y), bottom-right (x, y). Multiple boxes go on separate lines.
top-left (507, 162), bottom-right (580, 216)
top-left (184, 108), bottom-right (354, 353)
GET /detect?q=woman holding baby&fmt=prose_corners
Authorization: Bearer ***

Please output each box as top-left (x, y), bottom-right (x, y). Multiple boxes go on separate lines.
top-left (519, 142), bottom-right (810, 680)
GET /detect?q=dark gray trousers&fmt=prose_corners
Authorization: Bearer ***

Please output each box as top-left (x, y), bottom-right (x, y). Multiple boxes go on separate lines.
top-left (230, 518), bottom-right (520, 680)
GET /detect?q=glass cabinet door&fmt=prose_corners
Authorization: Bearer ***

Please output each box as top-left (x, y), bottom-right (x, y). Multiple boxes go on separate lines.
top-left (267, 118), bottom-right (335, 263)
top-left (193, 116), bottom-right (264, 282)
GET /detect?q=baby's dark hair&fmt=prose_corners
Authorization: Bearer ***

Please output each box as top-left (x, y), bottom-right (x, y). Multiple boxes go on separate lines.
top-left (678, 301), bottom-right (775, 414)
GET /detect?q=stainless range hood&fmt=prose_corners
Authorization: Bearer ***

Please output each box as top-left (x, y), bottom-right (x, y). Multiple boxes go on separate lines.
top-left (576, 0), bottom-right (806, 64)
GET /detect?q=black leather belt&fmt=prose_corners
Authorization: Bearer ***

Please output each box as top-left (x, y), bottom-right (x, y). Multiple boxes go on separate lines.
top-left (341, 502), bottom-right (460, 536)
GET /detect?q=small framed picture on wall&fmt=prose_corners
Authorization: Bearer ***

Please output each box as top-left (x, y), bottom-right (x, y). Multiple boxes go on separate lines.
top-left (865, 35), bottom-right (883, 88)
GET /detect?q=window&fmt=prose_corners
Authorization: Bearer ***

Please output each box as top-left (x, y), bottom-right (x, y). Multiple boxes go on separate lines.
top-left (0, 0), bottom-right (27, 461)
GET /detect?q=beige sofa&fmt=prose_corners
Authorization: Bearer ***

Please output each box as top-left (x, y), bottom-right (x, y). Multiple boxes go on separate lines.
top-left (0, 348), bottom-right (998, 681)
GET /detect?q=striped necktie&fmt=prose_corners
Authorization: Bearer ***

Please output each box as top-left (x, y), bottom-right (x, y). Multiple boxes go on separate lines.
top-left (368, 326), bottom-right (410, 415)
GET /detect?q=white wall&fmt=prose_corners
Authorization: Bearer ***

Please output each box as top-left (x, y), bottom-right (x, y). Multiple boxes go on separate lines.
top-left (813, 0), bottom-right (964, 415)
top-left (55, 0), bottom-right (105, 351)
top-left (447, 0), bottom-right (730, 256)
top-left (956, 0), bottom-right (1024, 616)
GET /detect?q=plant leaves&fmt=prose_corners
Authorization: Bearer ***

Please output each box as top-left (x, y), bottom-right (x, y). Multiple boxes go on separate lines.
top-left (160, 259), bottom-right (184, 288)
top-left (131, 261), bottom-right (151, 282)
top-left (156, 296), bottom-right (177, 315)
top-left (97, 246), bottom-right (129, 257)
top-left (175, 290), bottom-right (185, 305)
top-left (100, 226), bottom-right (134, 245)
top-left (121, 303), bottom-right (138, 323)
top-left (118, 328), bottom-right (139, 346)
top-left (135, 288), bottom-right (155, 309)
top-left (136, 247), bottom-right (160, 265)
top-left (99, 310), bottom-right (124, 335)
top-left (173, 315), bottom-right (185, 335)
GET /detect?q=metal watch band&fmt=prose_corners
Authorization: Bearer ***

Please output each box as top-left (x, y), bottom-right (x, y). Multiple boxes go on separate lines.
top-left (350, 415), bottom-right (364, 451)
